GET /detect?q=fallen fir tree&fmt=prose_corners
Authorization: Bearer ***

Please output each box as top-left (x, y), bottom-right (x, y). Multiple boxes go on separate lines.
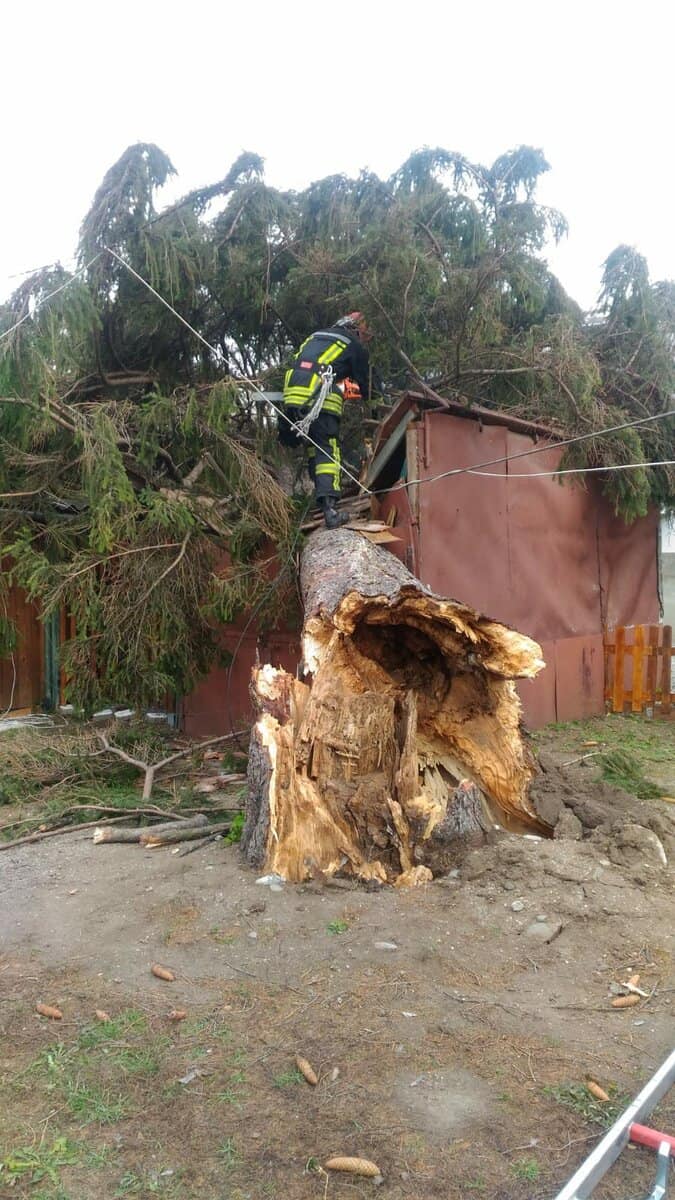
top-left (2, 143), bottom-right (672, 719)
top-left (242, 529), bottom-right (547, 885)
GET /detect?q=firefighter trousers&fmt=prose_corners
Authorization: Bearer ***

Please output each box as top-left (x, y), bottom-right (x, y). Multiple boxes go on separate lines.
top-left (281, 406), bottom-right (342, 501)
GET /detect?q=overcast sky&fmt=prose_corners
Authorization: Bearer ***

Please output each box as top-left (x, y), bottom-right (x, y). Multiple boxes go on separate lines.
top-left (2, 0), bottom-right (673, 312)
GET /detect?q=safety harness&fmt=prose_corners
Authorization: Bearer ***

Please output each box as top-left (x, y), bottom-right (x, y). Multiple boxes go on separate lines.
top-left (283, 330), bottom-right (350, 421)
top-left (294, 365), bottom-right (334, 435)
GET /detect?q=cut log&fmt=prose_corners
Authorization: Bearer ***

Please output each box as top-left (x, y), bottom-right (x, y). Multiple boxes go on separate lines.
top-left (242, 529), bottom-right (547, 884)
top-left (140, 820), bottom-right (231, 847)
top-left (93, 814), bottom-right (208, 844)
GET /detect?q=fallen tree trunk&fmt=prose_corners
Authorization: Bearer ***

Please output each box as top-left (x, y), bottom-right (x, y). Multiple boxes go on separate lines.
top-left (242, 529), bottom-right (547, 884)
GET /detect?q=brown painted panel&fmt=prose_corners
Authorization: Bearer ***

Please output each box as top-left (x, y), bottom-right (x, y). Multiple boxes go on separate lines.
top-left (597, 505), bottom-right (660, 629)
top-left (417, 414), bottom-right (510, 617)
top-left (554, 634), bottom-right (605, 722)
top-left (517, 640), bottom-right (557, 728)
top-left (504, 434), bottom-right (602, 641)
top-left (182, 628), bottom-right (301, 738)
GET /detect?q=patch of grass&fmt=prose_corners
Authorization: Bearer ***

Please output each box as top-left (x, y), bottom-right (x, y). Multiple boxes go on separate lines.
top-left (78, 1009), bottom-right (148, 1048)
top-left (546, 1082), bottom-right (628, 1128)
top-left (598, 749), bottom-right (661, 799)
top-left (114, 1168), bottom-right (181, 1195)
top-left (216, 1088), bottom-right (243, 1107)
top-left (107, 1045), bottom-right (162, 1075)
top-left (465, 1176), bottom-right (486, 1192)
top-left (208, 926), bottom-right (238, 945)
top-left (30, 1038), bottom-right (129, 1124)
top-left (217, 1137), bottom-right (240, 1169)
top-left (182, 1014), bottom-right (213, 1036)
top-left (65, 1078), bottom-right (128, 1124)
top-left (326, 918), bottom-right (349, 935)
top-left (511, 1157), bottom-right (540, 1181)
top-left (84, 1144), bottom-right (117, 1168)
top-left (273, 1068), bottom-right (304, 1088)
top-left (0, 1136), bottom-right (79, 1188)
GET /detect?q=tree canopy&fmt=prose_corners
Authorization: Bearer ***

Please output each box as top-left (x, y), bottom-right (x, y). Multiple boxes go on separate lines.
top-left (1, 142), bottom-right (673, 708)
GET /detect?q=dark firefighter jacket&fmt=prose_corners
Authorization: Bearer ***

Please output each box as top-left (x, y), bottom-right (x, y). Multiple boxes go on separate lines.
top-left (283, 324), bottom-right (377, 418)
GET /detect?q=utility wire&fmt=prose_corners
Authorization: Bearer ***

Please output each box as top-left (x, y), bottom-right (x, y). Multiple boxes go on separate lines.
top-left (0, 255), bottom-right (102, 343)
top-left (466, 459), bottom-right (675, 479)
top-left (105, 248), bottom-right (370, 496)
top-left (380, 408), bottom-right (675, 494)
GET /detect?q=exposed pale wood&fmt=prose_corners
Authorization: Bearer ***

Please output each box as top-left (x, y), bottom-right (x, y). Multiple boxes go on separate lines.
top-left (242, 528), bottom-right (546, 884)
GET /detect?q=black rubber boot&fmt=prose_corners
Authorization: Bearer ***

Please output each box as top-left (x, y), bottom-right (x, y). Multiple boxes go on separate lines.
top-left (321, 496), bottom-right (350, 530)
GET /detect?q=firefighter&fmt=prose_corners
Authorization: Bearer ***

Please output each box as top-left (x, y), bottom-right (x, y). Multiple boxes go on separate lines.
top-left (279, 313), bottom-right (376, 528)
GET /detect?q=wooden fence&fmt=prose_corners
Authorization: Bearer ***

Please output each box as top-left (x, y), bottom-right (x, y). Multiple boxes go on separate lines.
top-left (604, 625), bottom-right (673, 714)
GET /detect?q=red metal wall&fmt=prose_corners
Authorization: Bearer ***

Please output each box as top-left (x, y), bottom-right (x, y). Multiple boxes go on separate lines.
top-left (380, 411), bottom-right (659, 727)
top-left (183, 408), bottom-right (660, 735)
top-left (182, 626), bottom-right (301, 739)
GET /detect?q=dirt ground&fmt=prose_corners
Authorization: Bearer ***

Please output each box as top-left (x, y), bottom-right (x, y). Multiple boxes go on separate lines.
top-left (1, 714), bottom-right (674, 1200)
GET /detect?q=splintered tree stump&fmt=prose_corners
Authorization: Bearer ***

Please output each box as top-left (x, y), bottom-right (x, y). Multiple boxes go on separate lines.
top-left (242, 529), bottom-right (547, 884)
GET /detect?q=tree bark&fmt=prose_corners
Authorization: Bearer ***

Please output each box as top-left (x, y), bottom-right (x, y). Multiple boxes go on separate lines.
top-left (242, 529), bottom-right (547, 884)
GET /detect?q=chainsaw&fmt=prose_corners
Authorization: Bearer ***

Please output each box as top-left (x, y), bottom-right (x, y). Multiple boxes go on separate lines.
top-left (337, 377), bottom-right (362, 402)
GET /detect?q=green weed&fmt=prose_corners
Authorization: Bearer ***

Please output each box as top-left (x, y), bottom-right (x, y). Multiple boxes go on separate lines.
top-left (224, 811), bottom-right (245, 844)
top-left (217, 1137), bottom-right (240, 1169)
top-left (546, 1082), bottom-right (627, 1128)
top-left (0, 1136), bottom-right (79, 1187)
top-left (114, 1168), bottom-right (180, 1195)
top-left (511, 1158), bottom-right (540, 1181)
top-left (327, 919), bottom-right (349, 934)
top-left (84, 1144), bottom-right (117, 1167)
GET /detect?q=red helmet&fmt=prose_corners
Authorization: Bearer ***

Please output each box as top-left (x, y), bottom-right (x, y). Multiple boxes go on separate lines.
top-left (336, 312), bottom-right (372, 341)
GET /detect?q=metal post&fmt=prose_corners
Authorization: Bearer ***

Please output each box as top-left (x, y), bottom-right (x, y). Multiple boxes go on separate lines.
top-left (553, 1048), bottom-right (675, 1200)
top-left (647, 1142), bottom-right (670, 1200)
